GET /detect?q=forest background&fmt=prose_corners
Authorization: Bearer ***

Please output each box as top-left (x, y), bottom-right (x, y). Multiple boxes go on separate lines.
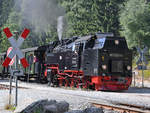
top-left (0, 0), bottom-right (150, 53)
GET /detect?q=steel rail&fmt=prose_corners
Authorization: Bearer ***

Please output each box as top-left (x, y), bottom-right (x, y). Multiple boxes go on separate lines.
top-left (92, 102), bottom-right (150, 113)
top-left (0, 84), bottom-right (28, 90)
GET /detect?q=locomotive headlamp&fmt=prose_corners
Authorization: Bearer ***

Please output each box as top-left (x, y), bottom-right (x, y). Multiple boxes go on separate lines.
top-left (127, 66), bottom-right (131, 70)
top-left (102, 65), bottom-right (107, 70)
top-left (115, 40), bottom-right (119, 45)
top-left (47, 69), bottom-right (51, 72)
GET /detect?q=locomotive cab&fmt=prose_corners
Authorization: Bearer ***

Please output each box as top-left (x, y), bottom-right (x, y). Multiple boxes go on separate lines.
top-left (81, 35), bottom-right (132, 76)
top-left (100, 37), bottom-right (132, 77)
top-left (79, 33), bottom-right (132, 90)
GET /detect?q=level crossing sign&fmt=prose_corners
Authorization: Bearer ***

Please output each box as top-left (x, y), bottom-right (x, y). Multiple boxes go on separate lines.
top-left (7, 47), bottom-right (15, 66)
top-left (136, 47), bottom-right (148, 65)
top-left (136, 47), bottom-right (148, 70)
top-left (2, 27), bottom-right (30, 68)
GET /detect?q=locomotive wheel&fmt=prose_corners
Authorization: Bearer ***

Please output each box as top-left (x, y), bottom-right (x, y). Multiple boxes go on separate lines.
top-left (61, 79), bottom-right (65, 86)
top-left (95, 84), bottom-right (100, 91)
top-left (74, 79), bottom-right (78, 88)
top-left (54, 78), bottom-right (59, 87)
top-left (76, 79), bottom-right (81, 88)
top-left (65, 79), bottom-right (69, 87)
top-left (89, 84), bottom-right (95, 90)
top-left (70, 78), bottom-right (74, 88)
top-left (59, 79), bottom-right (63, 87)
top-left (82, 82), bottom-right (87, 89)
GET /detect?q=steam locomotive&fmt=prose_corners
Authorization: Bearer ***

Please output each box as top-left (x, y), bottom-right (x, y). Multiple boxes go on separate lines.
top-left (0, 32), bottom-right (132, 91)
top-left (34, 33), bottom-right (132, 91)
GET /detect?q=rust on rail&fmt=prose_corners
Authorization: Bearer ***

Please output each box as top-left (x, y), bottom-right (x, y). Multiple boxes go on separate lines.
top-left (0, 84), bottom-right (28, 90)
top-left (0, 84), bottom-right (9, 90)
top-left (92, 102), bottom-right (150, 113)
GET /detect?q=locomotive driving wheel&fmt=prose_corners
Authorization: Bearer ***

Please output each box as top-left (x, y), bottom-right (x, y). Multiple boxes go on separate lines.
top-left (64, 79), bottom-right (69, 87)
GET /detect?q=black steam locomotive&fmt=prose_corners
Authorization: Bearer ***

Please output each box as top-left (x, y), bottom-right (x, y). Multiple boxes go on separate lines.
top-left (35, 33), bottom-right (132, 91)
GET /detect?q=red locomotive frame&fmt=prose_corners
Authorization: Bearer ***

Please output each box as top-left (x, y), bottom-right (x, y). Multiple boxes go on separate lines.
top-left (44, 64), bottom-right (132, 91)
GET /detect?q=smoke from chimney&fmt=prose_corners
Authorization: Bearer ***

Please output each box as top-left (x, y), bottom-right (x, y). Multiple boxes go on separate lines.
top-left (15, 0), bottom-right (65, 33)
top-left (57, 16), bottom-right (64, 41)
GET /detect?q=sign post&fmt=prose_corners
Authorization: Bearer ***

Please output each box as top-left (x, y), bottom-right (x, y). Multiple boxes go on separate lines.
top-left (6, 47), bottom-right (15, 105)
top-left (9, 67), bottom-right (12, 105)
top-left (136, 47), bottom-right (148, 88)
top-left (11, 69), bottom-right (24, 106)
top-left (2, 27), bottom-right (30, 106)
top-left (15, 73), bottom-right (18, 107)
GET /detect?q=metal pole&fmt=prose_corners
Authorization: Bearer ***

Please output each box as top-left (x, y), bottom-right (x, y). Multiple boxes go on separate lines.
top-left (15, 56), bottom-right (17, 69)
top-left (134, 72), bottom-right (135, 87)
top-left (28, 67), bottom-right (30, 82)
top-left (15, 76), bottom-right (18, 106)
top-left (9, 66), bottom-right (12, 105)
top-left (142, 67), bottom-right (144, 87)
top-left (142, 52), bottom-right (144, 87)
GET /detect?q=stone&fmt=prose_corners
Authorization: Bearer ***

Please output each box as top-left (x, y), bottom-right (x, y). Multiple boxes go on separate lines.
top-left (20, 99), bottom-right (48, 113)
top-left (42, 100), bottom-right (57, 106)
top-left (44, 104), bottom-right (58, 113)
top-left (84, 107), bottom-right (104, 113)
top-left (43, 101), bottom-right (69, 113)
top-left (65, 110), bottom-right (84, 113)
top-left (103, 109), bottom-right (118, 113)
top-left (56, 101), bottom-right (69, 113)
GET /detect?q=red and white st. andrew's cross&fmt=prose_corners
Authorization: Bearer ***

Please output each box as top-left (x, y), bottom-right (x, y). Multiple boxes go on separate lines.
top-left (2, 27), bottom-right (30, 68)
top-left (7, 47), bottom-right (15, 66)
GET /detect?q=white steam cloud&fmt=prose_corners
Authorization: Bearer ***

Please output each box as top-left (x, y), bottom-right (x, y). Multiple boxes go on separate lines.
top-left (15, 0), bottom-right (65, 33)
top-left (57, 16), bottom-right (64, 41)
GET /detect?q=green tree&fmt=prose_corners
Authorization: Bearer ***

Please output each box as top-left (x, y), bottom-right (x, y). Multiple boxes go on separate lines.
top-left (0, 0), bottom-right (15, 27)
top-left (120, 0), bottom-right (150, 48)
top-left (0, 0), bottom-right (59, 51)
top-left (61, 0), bottom-right (125, 37)
top-left (0, 11), bottom-right (20, 52)
top-left (0, 0), bottom-right (16, 52)
top-left (0, 0), bottom-right (127, 52)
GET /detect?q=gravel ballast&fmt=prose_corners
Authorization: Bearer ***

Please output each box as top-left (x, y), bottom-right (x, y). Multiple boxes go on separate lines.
top-left (0, 80), bottom-right (150, 113)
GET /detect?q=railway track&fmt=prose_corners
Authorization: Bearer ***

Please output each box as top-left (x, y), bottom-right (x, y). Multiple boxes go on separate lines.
top-left (1, 80), bottom-right (150, 113)
top-left (92, 102), bottom-right (150, 113)
top-left (0, 84), bottom-right (28, 90)
top-left (0, 84), bottom-right (10, 90)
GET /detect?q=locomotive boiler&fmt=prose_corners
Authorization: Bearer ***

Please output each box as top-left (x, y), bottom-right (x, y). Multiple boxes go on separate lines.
top-left (35, 33), bottom-right (132, 91)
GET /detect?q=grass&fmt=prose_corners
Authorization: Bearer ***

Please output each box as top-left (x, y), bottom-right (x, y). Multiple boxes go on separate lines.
top-left (138, 70), bottom-right (150, 80)
top-left (4, 104), bottom-right (16, 111)
top-left (4, 95), bottom-right (16, 111)
top-left (133, 60), bottom-right (150, 80)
